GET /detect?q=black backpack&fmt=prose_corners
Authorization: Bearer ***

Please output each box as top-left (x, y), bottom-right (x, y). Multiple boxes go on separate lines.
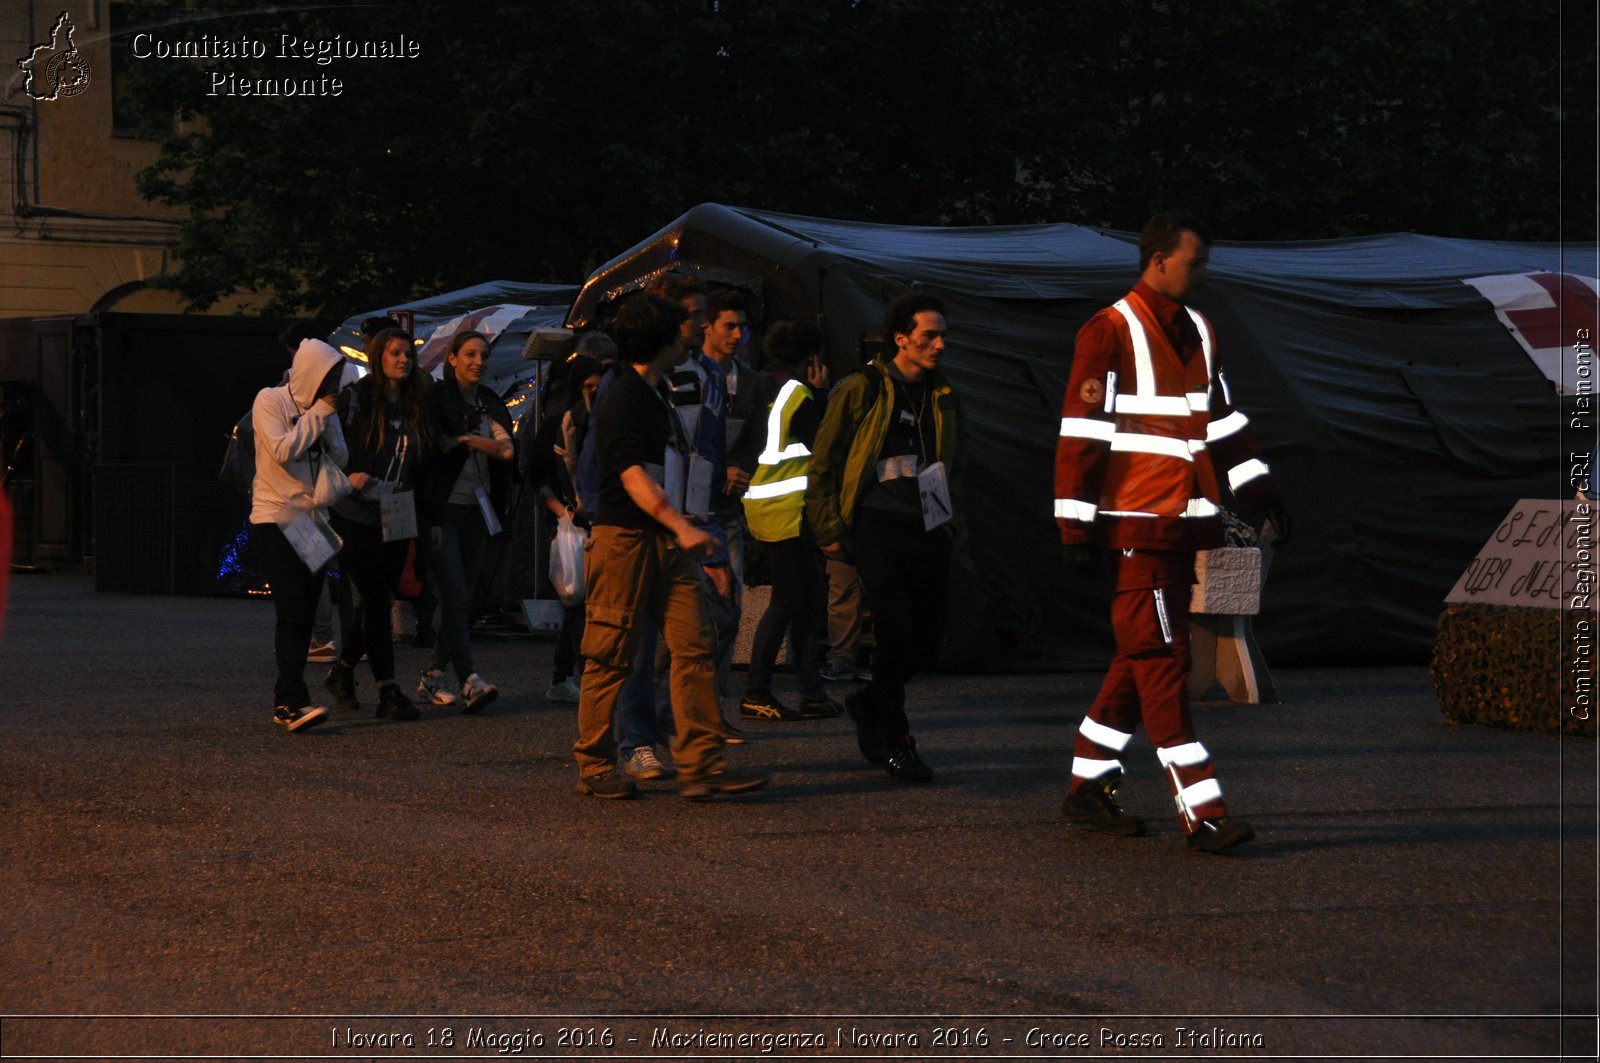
top-left (218, 409), bottom-right (255, 494)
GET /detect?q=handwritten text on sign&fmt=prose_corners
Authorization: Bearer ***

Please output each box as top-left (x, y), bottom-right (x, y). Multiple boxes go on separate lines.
top-left (1446, 499), bottom-right (1597, 609)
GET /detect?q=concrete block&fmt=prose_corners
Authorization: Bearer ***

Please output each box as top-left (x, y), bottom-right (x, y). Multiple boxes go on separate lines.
top-left (1191, 547), bottom-right (1262, 615)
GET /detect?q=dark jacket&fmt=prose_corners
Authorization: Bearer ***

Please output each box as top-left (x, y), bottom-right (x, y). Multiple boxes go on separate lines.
top-left (333, 381), bottom-right (439, 531)
top-left (426, 376), bottom-right (516, 526)
top-left (805, 358), bottom-right (964, 548)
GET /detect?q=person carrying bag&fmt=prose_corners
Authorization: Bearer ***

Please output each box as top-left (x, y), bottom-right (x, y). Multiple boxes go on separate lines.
top-left (249, 338), bottom-right (350, 733)
top-left (324, 326), bottom-right (438, 723)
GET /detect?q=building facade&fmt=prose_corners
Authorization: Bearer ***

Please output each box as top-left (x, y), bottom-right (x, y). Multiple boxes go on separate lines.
top-left (2, 2), bottom-right (256, 317)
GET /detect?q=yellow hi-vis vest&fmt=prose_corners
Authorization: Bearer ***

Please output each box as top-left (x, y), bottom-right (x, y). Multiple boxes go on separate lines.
top-left (742, 377), bottom-right (813, 542)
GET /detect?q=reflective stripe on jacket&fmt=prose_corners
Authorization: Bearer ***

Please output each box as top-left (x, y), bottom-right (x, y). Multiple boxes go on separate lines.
top-left (1054, 288), bottom-right (1272, 550)
top-left (743, 378), bottom-right (813, 542)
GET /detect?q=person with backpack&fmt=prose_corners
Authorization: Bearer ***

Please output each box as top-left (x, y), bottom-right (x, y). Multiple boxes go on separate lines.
top-left (806, 293), bottom-right (965, 783)
top-left (223, 321), bottom-right (342, 660)
top-left (571, 294), bottom-right (767, 800)
top-left (250, 337), bottom-right (350, 731)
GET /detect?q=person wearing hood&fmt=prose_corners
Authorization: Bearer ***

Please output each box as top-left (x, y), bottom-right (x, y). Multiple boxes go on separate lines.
top-left (251, 338), bottom-right (350, 731)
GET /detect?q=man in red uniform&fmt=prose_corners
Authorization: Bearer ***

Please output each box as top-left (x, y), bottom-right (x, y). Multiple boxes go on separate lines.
top-left (1054, 212), bottom-right (1290, 853)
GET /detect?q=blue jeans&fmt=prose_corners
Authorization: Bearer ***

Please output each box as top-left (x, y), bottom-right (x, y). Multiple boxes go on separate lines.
top-left (616, 553), bottom-right (743, 756)
top-left (617, 616), bottom-right (674, 759)
top-left (430, 503), bottom-right (489, 683)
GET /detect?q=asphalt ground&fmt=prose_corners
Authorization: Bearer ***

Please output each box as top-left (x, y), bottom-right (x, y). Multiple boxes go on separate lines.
top-left (1, 574), bottom-right (1595, 1061)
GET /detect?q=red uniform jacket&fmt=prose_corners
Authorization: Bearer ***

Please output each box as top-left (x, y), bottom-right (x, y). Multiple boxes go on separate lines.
top-left (1055, 281), bottom-right (1274, 550)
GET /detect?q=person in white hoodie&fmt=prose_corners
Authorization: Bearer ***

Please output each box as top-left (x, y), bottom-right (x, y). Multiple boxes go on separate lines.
top-left (251, 338), bottom-right (349, 731)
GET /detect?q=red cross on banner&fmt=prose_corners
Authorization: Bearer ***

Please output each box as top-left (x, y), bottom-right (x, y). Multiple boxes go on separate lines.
top-left (1504, 273), bottom-right (1599, 351)
top-left (1464, 272), bottom-right (1600, 393)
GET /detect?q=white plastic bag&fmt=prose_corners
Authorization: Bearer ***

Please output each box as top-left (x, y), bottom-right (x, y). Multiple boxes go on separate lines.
top-left (549, 514), bottom-right (587, 606)
top-left (310, 455), bottom-right (352, 509)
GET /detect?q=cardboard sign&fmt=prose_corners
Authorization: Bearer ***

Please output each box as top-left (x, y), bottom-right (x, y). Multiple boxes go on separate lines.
top-left (1445, 499), bottom-right (1598, 609)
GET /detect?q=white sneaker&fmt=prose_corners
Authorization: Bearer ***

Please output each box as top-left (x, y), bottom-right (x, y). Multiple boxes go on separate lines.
top-left (622, 746), bottom-right (672, 780)
top-left (417, 668), bottom-right (457, 706)
top-left (461, 672), bottom-right (499, 714)
top-left (544, 676), bottom-right (580, 703)
top-left (274, 704), bottom-right (328, 732)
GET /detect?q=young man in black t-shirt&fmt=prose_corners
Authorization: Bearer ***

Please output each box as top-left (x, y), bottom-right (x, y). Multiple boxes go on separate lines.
top-left (572, 294), bottom-right (769, 800)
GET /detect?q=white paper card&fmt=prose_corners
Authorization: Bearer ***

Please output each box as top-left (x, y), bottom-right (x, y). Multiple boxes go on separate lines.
top-left (474, 485), bottom-right (502, 537)
top-left (277, 507), bottom-right (342, 573)
top-left (918, 460), bottom-right (953, 531)
top-left (376, 485), bottom-right (418, 543)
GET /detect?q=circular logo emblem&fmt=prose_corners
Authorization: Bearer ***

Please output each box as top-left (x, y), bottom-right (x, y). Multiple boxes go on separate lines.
top-left (46, 50), bottom-right (91, 98)
top-left (1079, 378), bottom-right (1105, 406)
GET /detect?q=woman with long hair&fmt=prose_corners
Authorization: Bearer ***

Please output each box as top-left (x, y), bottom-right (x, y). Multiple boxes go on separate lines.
top-left (417, 330), bottom-right (514, 712)
top-left (324, 327), bottom-right (437, 721)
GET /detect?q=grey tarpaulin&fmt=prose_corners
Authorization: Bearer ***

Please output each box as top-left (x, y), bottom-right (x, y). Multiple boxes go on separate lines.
top-left (567, 204), bottom-right (1598, 669)
top-left (332, 281), bottom-right (581, 423)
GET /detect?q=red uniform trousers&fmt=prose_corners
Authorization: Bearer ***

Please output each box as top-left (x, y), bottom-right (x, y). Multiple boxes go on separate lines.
top-left (1070, 548), bottom-right (1230, 833)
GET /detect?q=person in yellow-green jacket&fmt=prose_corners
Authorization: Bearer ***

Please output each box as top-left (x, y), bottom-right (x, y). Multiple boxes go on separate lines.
top-left (805, 293), bottom-right (964, 783)
top-left (739, 320), bottom-right (843, 723)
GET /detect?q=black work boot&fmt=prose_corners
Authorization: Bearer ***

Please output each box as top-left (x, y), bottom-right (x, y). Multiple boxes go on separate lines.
top-left (1062, 774), bottom-right (1146, 836)
top-left (1186, 816), bottom-right (1255, 853)
top-left (323, 662), bottom-right (360, 713)
top-left (884, 736), bottom-right (934, 783)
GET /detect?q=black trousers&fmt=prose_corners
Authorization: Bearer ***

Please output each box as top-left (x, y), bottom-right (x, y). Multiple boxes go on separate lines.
top-left (252, 521), bottom-right (328, 710)
top-left (850, 506), bottom-right (952, 744)
top-left (745, 531), bottom-right (826, 698)
top-left (330, 514), bottom-right (410, 683)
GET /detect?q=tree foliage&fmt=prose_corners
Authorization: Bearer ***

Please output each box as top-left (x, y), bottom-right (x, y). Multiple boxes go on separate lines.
top-left (122, 0), bottom-right (1587, 318)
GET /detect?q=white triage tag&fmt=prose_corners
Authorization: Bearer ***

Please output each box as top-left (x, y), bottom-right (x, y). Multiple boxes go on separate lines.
top-left (918, 460), bottom-right (953, 531)
top-left (474, 485), bottom-right (501, 537)
top-left (276, 507), bottom-right (342, 573)
top-left (376, 484), bottom-right (418, 543)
